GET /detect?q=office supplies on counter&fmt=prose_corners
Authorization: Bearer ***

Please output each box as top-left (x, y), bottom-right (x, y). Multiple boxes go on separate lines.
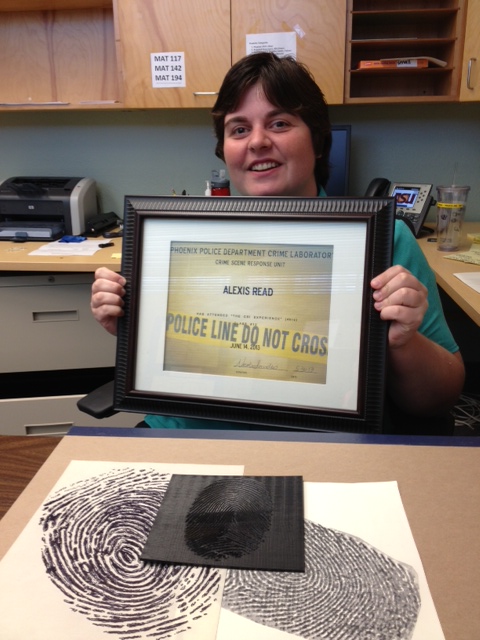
top-left (0, 176), bottom-right (97, 241)
top-left (58, 235), bottom-right (87, 243)
top-left (28, 238), bottom-right (112, 256)
top-left (84, 211), bottom-right (120, 236)
top-left (211, 169), bottom-right (230, 196)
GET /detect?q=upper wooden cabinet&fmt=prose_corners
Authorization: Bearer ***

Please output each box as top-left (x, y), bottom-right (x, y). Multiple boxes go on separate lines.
top-left (1, 0), bottom-right (477, 109)
top-left (0, 1), bottom-right (120, 109)
top-left (0, 0), bottom-right (345, 110)
top-left (345, 0), bottom-right (468, 103)
top-left (231, 1), bottom-right (346, 106)
top-left (460, 0), bottom-right (479, 101)
top-left (116, 0), bottom-right (231, 108)
top-left (117, 0), bottom-right (345, 108)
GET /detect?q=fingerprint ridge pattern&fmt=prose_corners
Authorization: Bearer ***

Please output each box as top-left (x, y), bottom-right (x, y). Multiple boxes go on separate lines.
top-left (223, 519), bottom-right (421, 640)
top-left (40, 468), bottom-right (222, 639)
top-left (185, 477), bottom-right (273, 560)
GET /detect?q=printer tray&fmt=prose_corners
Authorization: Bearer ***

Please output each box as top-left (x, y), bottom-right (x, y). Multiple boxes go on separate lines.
top-left (0, 221), bottom-right (64, 241)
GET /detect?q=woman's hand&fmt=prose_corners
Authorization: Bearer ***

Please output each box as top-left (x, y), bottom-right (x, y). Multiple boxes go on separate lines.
top-left (371, 265), bottom-right (428, 349)
top-left (91, 267), bottom-right (126, 336)
top-left (371, 265), bottom-right (464, 415)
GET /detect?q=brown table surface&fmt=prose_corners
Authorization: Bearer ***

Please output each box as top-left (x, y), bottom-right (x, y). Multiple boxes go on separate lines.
top-left (0, 436), bottom-right (61, 520)
top-left (0, 430), bottom-right (479, 639)
top-left (0, 238), bottom-right (122, 272)
top-left (417, 221), bottom-right (480, 326)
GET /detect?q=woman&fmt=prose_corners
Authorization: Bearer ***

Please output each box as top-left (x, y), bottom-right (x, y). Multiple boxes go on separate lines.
top-left (92, 53), bottom-right (464, 433)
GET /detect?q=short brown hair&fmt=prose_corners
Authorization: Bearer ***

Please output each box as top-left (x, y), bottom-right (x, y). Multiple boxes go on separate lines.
top-left (212, 53), bottom-right (332, 190)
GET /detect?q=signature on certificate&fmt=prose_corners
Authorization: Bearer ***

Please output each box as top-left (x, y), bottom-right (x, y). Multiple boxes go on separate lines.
top-left (233, 357), bottom-right (280, 371)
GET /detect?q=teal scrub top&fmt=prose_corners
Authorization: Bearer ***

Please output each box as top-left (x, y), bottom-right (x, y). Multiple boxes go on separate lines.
top-left (145, 219), bottom-right (458, 430)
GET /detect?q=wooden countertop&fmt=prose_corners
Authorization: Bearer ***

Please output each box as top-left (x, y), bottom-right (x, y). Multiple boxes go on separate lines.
top-left (0, 436), bottom-right (61, 520)
top-left (417, 222), bottom-right (480, 326)
top-left (0, 238), bottom-right (122, 273)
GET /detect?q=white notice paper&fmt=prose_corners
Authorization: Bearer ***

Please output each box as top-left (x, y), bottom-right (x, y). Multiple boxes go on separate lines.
top-left (246, 32), bottom-right (297, 58)
top-left (151, 52), bottom-right (186, 88)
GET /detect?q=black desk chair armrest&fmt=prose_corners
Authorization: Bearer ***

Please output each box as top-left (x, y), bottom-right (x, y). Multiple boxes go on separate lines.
top-left (77, 380), bottom-right (117, 419)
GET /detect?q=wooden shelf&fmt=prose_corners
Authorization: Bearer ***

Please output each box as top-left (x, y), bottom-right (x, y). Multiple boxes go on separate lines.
top-left (350, 67), bottom-right (454, 75)
top-left (0, 1), bottom-right (111, 11)
top-left (352, 0), bottom-right (458, 9)
top-left (345, 0), bottom-right (467, 103)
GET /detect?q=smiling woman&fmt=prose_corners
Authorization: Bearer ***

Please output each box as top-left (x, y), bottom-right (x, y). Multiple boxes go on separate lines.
top-left (222, 90), bottom-right (318, 198)
top-left (90, 52), bottom-right (464, 434)
top-left (212, 53), bottom-right (331, 198)
top-left (212, 53), bottom-right (332, 197)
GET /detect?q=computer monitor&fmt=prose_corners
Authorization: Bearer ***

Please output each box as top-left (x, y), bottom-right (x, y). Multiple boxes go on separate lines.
top-left (325, 125), bottom-right (351, 196)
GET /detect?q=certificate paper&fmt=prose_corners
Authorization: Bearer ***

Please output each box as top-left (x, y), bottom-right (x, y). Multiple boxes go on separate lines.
top-left (164, 240), bottom-right (333, 385)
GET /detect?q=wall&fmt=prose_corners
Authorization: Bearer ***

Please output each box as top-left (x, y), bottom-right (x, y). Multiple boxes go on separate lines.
top-left (0, 102), bottom-right (479, 221)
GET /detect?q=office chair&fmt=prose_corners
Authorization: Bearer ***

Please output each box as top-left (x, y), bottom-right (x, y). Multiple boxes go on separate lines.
top-left (77, 378), bottom-right (455, 436)
top-left (77, 380), bottom-right (117, 419)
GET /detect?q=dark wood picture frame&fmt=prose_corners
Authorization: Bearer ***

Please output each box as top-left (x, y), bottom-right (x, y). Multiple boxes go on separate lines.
top-left (114, 196), bottom-right (394, 433)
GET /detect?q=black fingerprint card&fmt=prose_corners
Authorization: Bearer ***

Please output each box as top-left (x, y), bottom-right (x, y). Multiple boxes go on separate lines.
top-left (141, 474), bottom-right (305, 571)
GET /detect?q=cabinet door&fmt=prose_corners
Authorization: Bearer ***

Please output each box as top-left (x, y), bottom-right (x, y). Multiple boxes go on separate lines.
top-left (116, 0), bottom-right (231, 108)
top-left (460, 0), bottom-right (479, 101)
top-left (231, 0), bottom-right (346, 105)
top-left (0, 6), bottom-right (120, 109)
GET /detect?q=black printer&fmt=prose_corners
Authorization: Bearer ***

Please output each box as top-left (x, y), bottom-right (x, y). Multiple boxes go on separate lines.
top-left (0, 176), bottom-right (97, 241)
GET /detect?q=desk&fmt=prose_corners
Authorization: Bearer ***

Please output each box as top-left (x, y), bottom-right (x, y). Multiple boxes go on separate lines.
top-left (417, 221), bottom-right (480, 326)
top-left (0, 238), bottom-right (136, 435)
top-left (0, 436), bottom-right (61, 519)
top-left (0, 238), bottom-right (122, 272)
top-left (0, 428), bottom-right (479, 640)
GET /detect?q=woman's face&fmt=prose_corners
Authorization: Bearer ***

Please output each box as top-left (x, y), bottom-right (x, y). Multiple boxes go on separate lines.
top-left (222, 83), bottom-right (318, 198)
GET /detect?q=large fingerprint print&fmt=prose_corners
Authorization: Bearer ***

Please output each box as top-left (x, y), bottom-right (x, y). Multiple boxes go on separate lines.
top-left (40, 468), bottom-right (223, 640)
top-left (223, 519), bottom-right (421, 640)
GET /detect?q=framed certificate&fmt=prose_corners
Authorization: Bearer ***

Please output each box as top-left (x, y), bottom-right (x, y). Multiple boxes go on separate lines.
top-left (115, 196), bottom-right (395, 433)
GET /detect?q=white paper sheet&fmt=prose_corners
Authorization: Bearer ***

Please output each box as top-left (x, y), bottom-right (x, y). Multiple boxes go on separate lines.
top-left (454, 271), bottom-right (480, 292)
top-left (246, 32), bottom-right (297, 58)
top-left (0, 460), bottom-right (243, 640)
top-left (28, 239), bottom-right (106, 256)
top-left (217, 481), bottom-right (444, 640)
top-left (0, 465), bottom-right (444, 640)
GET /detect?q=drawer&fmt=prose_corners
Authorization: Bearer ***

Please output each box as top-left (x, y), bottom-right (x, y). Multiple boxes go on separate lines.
top-left (0, 273), bottom-right (115, 373)
top-left (0, 395), bottom-right (143, 436)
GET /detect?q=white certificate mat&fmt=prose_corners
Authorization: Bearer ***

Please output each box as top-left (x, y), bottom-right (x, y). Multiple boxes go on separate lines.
top-left (135, 218), bottom-right (366, 412)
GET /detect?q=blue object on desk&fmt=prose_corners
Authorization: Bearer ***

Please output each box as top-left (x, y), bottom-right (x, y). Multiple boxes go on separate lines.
top-left (59, 235), bottom-right (86, 243)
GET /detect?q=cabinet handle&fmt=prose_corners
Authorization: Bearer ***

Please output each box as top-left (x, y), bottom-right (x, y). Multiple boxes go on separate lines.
top-left (193, 92), bottom-right (218, 96)
top-left (32, 310), bottom-right (79, 322)
top-left (25, 423), bottom-right (73, 435)
top-left (467, 58), bottom-right (477, 90)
